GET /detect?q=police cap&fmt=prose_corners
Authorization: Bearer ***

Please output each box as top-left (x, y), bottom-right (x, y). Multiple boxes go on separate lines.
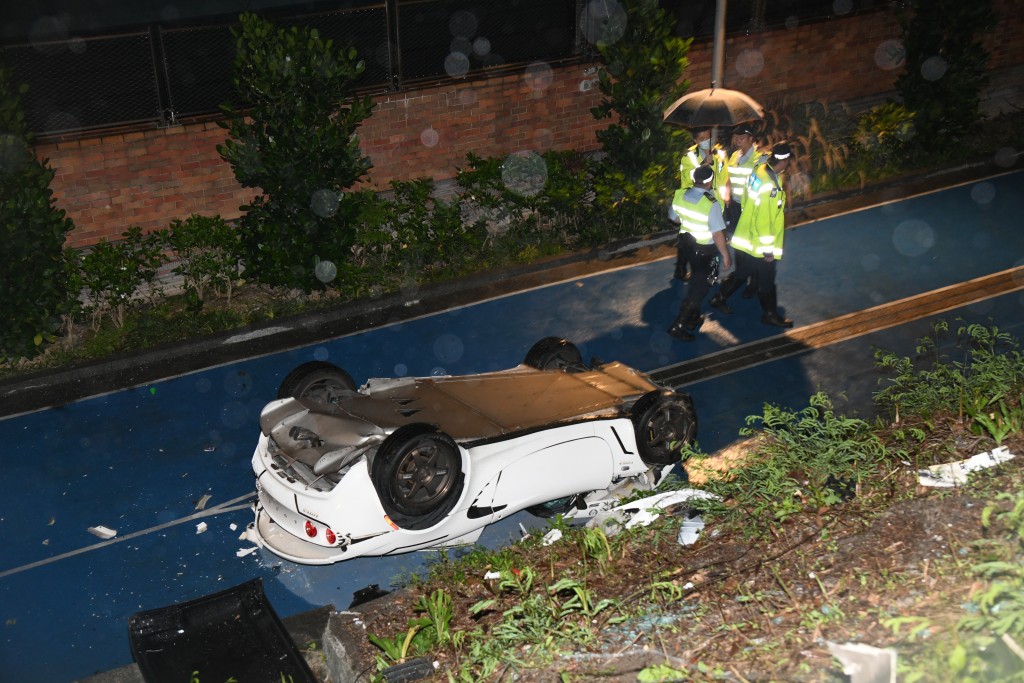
top-left (770, 142), bottom-right (792, 162)
top-left (692, 165), bottom-right (714, 185)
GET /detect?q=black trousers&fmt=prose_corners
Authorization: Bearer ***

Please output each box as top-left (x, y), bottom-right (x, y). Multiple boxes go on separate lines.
top-left (719, 250), bottom-right (779, 314)
top-left (674, 232), bottom-right (695, 278)
top-left (672, 242), bottom-right (719, 329)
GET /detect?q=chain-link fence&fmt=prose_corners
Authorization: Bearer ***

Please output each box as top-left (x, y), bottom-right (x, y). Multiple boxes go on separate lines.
top-left (2, 0), bottom-right (887, 137)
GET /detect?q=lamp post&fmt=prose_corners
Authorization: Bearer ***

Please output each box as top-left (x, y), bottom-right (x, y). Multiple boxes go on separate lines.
top-left (711, 0), bottom-right (727, 146)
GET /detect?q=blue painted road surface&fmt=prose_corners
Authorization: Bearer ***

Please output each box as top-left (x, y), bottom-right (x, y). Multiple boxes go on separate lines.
top-left (1, 171), bottom-right (1023, 681)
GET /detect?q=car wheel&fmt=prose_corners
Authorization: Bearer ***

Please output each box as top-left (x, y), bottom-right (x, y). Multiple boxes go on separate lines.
top-left (631, 390), bottom-right (698, 466)
top-left (525, 494), bottom-right (585, 519)
top-left (523, 337), bottom-right (587, 372)
top-left (276, 361), bottom-right (356, 402)
top-left (372, 426), bottom-right (464, 530)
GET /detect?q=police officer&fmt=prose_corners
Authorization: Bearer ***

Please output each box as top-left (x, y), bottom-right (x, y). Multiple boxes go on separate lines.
top-left (725, 124), bottom-right (763, 234)
top-left (675, 127), bottom-right (731, 281)
top-left (710, 142), bottom-right (794, 328)
top-left (726, 123), bottom-right (765, 296)
top-left (667, 165), bottom-right (733, 342)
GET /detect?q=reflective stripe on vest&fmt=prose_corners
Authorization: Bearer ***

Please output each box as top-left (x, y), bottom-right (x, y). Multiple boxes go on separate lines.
top-left (728, 166), bottom-right (754, 199)
top-left (673, 191), bottom-right (715, 245)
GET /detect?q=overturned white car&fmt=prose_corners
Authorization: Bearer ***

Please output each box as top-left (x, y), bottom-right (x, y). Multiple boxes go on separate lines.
top-left (249, 338), bottom-right (696, 564)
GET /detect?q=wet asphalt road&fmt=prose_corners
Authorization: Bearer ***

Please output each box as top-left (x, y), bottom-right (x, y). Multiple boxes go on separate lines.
top-left (1, 169), bottom-right (1022, 682)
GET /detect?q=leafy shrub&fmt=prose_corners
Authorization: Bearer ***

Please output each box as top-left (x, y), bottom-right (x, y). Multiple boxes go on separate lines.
top-left (590, 0), bottom-right (691, 235)
top-left (699, 392), bottom-right (890, 528)
top-left (160, 214), bottom-right (242, 306)
top-left (218, 12), bottom-right (373, 291)
top-left (350, 179), bottom-right (486, 294)
top-left (874, 321), bottom-right (1024, 445)
top-left (79, 227), bottom-right (166, 329)
top-left (896, 0), bottom-right (996, 149)
top-left (456, 150), bottom-right (597, 261)
top-left (0, 60), bottom-right (76, 359)
top-left (853, 101), bottom-right (917, 168)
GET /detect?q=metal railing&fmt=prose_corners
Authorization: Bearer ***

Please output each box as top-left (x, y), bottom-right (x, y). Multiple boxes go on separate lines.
top-left (2, 0), bottom-right (882, 137)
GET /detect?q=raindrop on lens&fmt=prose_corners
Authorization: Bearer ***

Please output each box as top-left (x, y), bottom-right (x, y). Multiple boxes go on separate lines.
top-left (832, 0), bottom-right (852, 15)
top-left (524, 61), bottom-right (554, 92)
top-left (313, 347), bottom-right (329, 361)
top-left (861, 253), bottom-right (881, 271)
top-left (735, 49), bottom-right (764, 78)
top-left (420, 127), bottom-right (439, 147)
top-left (874, 39), bottom-right (905, 71)
top-left (314, 259), bottom-right (337, 284)
top-left (433, 333), bottom-right (465, 364)
top-left (501, 151), bottom-right (548, 197)
top-left (580, 0), bottom-right (627, 46)
top-left (444, 52), bottom-right (470, 78)
top-left (970, 182), bottom-right (996, 205)
top-left (431, 367), bottom-right (448, 377)
top-left (473, 37), bottom-right (491, 56)
top-left (449, 10), bottom-right (478, 38)
top-left (394, 363), bottom-right (408, 376)
top-left (994, 147), bottom-right (1018, 168)
top-left (310, 189), bottom-right (341, 217)
top-left (921, 56), bottom-right (948, 81)
top-left (892, 219), bottom-right (935, 257)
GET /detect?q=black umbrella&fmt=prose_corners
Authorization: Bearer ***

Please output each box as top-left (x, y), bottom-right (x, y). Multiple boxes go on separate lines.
top-left (663, 87), bottom-right (765, 128)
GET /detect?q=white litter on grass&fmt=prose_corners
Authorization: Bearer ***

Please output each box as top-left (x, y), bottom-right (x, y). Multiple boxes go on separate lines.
top-left (236, 547), bottom-right (258, 558)
top-left (677, 516), bottom-right (705, 546)
top-left (918, 446), bottom-right (1016, 488)
top-left (195, 494), bottom-right (212, 510)
top-left (587, 489), bottom-right (720, 536)
top-left (88, 525), bottom-right (117, 540)
top-left (483, 571), bottom-right (501, 581)
top-left (195, 522), bottom-right (207, 534)
top-left (826, 641), bottom-right (897, 683)
top-left (541, 528), bottom-right (563, 546)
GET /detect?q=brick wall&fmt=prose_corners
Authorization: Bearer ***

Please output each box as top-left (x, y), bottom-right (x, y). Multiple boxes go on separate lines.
top-left (40, 2), bottom-right (1024, 249)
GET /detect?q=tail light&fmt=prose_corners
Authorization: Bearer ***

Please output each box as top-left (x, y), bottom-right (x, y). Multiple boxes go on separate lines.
top-left (304, 521), bottom-right (317, 537)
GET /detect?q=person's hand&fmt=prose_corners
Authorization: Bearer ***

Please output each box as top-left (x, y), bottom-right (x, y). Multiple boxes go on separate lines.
top-left (764, 253), bottom-right (775, 263)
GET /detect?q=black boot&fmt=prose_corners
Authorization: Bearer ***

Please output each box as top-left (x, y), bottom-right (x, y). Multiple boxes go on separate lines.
top-left (759, 288), bottom-right (793, 328)
top-left (668, 303), bottom-right (701, 341)
top-left (709, 292), bottom-right (732, 314)
top-left (668, 322), bottom-right (695, 341)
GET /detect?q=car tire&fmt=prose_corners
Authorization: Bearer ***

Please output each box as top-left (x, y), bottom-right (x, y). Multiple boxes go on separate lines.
top-left (631, 390), bottom-right (698, 466)
top-left (276, 361), bottom-right (356, 402)
top-left (372, 425), bottom-right (465, 530)
top-left (523, 337), bottom-right (587, 372)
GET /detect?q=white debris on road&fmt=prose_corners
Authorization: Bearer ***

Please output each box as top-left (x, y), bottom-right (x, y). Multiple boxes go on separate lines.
top-left (918, 446), bottom-right (1016, 487)
top-left (87, 525), bottom-right (117, 540)
top-left (195, 522), bottom-right (208, 534)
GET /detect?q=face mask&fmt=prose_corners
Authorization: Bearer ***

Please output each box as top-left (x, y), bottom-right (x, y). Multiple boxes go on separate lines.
top-left (697, 139), bottom-right (711, 151)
